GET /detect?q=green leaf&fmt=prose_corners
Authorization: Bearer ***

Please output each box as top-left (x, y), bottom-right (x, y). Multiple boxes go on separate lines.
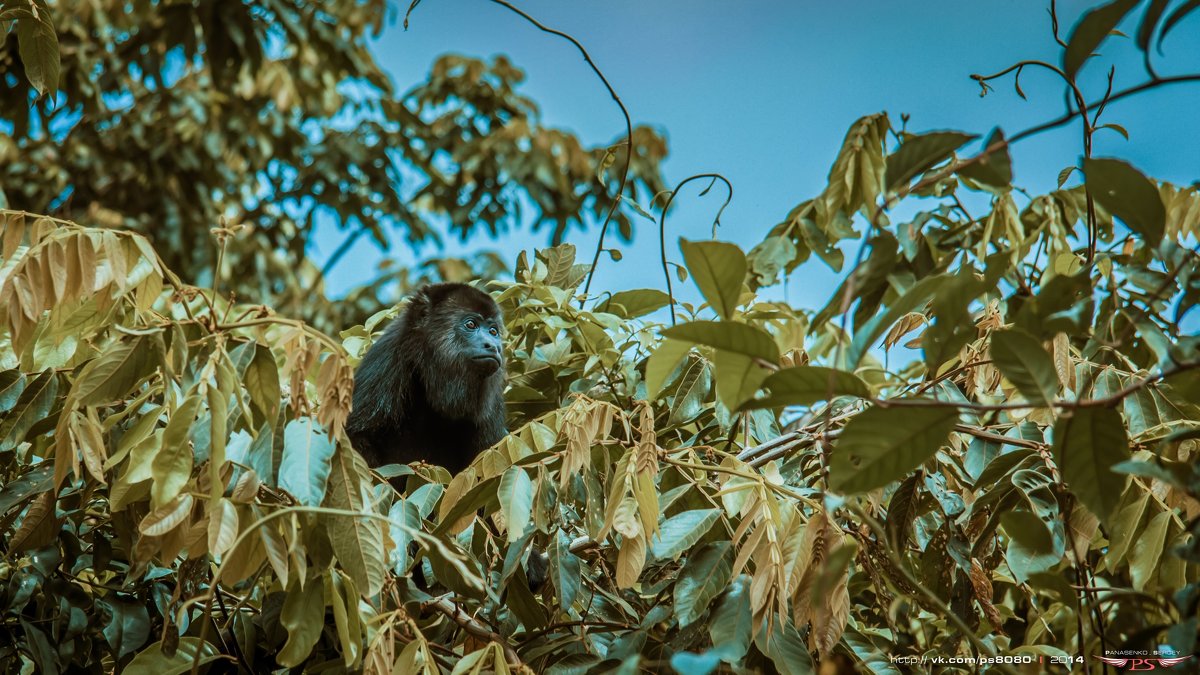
top-left (243, 343), bottom-right (281, 428)
top-left (0, 369), bottom-right (27, 414)
top-left (550, 529), bottom-right (582, 611)
top-left (740, 366), bottom-right (870, 410)
top-left (99, 596), bottom-right (150, 659)
top-left (151, 392), bottom-right (201, 506)
top-left (432, 474), bottom-right (501, 536)
top-left (323, 446), bottom-right (386, 596)
top-left (885, 131), bottom-right (975, 191)
top-left (957, 128), bottom-right (1012, 188)
top-left (498, 466), bottom-right (534, 543)
top-left (662, 321), bottom-right (780, 363)
top-left (72, 335), bottom-right (154, 406)
top-left (846, 275), bottom-right (944, 368)
top-left (124, 638), bottom-right (219, 675)
top-left (645, 338), bottom-right (692, 401)
top-left (601, 289), bottom-right (671, 318)
top-left (713, 351), bottom-right (769, 411)
top-left (1052, 406), bottom-right (1129, 523)
top-left (667, 355), bottom-right (712, 425)
top-left (1064, 0), bottom-right (1139, 78)
top-left (278, 574), bottom-right (325, 667)
top-left (708, 575), bottom-right (752, 662)
top-left (674, 541), bottom-right (732, 627)
top-left (989, 329), bottom-right (1059, 405)
top-left (1130, 510), bottom-right (1171, 591)
top-left (15, 11), bottom-right (60, 98)
top-left (670, 651), bottom-right (722, 675)
top-left (1002, 510), bottom-right (1062, 583)
top-left (747, 235), bottom-right (798, 286)
top-left (756, 617), bottom-right (815, 675)
top-left (279, 417), bottom-right (336, 507)
top-left (679, 239), bottom-right (747, 320)
top-left (0, 369), bottom-right (58, 452)
top-left (829, 405), bottom-right (958, 493)
top-left (651, 508), bottom-right (721, 561)
top-left (1084, 157), bottom-right (1166, 243)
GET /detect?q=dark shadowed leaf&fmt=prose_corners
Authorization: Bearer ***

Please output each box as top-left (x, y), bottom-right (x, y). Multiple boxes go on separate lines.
top-left (958, 128), bottom-right (1012, 188)
top-left (15, 12), bottom-right (60, 97)
top-left (1064, 0), bottom-right (1139, 78)
top-left (830, 405), bottom-right (959, 493)
top-left (1137, 0), bottom-right (1170, 51)
top-left (989, 328), bottom-right (1059, 405)
top-left (100, 596), bottom-right (151, 659)
top-left (679, 239), bottom-right (747, 320)
top-left (708, 575), bottom-right (752, 662)
top-left (1002, 510), bottom-right (1062, 583)
top-left (0, 369), bottom-right (27, 413)
top-left (1084, 158), bottom-right (1165, 243)
top-left (885, 131), bottom-right (976, 191)
top-left (1052, 406), bottom-right (1129, 523)
top-left (740, 366), bottom-right (870, 410)
top-left (1158, 0), bottom-right (1200, 48)
top-left (847, 275), bottom-right (944, 368)
top-left (674, 541), bottom-right (732, 627)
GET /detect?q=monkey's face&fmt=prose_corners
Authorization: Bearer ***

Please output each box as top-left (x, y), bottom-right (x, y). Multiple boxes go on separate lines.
top-left (451, 309), bottom-right (505, 376)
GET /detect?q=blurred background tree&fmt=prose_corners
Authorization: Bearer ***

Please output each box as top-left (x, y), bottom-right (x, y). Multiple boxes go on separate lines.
top-left (0, 0), bottom-right (668, 328)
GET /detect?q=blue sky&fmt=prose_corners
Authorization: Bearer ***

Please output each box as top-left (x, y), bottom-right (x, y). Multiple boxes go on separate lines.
top-left (314, 0), bottom-right (1200, 313)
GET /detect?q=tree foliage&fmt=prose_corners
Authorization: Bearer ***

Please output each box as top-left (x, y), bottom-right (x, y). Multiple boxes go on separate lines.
top-left (3, 1), bottom-right (1200, 674)
top-left (0, 0), bottom-right (667, 329)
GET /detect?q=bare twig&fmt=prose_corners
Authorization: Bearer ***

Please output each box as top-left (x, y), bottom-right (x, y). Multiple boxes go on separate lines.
top-left (658, 173), bottom-right (734, 324)
top-left (480, 0), bottom-right (634, 306)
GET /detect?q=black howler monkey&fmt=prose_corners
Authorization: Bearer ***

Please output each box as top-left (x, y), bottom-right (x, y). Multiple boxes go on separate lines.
top-left (347, 282), bottom-right (507, 475)
top-left (347, 282), bottom-right (549, 590)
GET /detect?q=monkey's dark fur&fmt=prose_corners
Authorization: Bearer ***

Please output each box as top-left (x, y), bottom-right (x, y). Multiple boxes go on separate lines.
top-left (347, 283), bottom-right (507, 475)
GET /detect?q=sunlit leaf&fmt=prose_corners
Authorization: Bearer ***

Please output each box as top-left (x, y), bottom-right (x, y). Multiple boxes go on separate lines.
top-left (279, 417), bottom-right (335, 507)
top-left (885, 131), bottom-right (975, 191)
top-left (600, 289), bottom-right (671, 318)
top-left (498, 466), bottom-right (534, 543)
top-left (680, 239), bottom-right (747, 320)
top-left (663, 320), bottom-right (780, 363)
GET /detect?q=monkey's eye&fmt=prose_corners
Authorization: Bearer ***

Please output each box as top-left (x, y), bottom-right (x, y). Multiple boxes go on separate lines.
top-left (489, 327), bottom-right (499, 337)
top-left (465, 319), bottom-right (478, 330)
